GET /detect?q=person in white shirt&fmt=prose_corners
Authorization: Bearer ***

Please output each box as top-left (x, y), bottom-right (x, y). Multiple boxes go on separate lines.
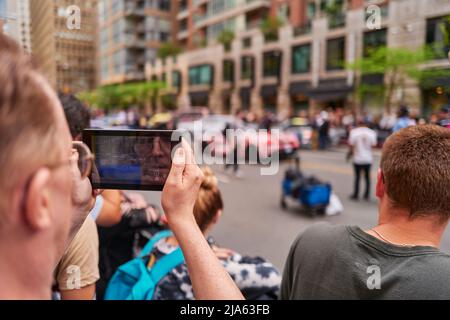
top-left (348, 119), bottom-right (378, 201)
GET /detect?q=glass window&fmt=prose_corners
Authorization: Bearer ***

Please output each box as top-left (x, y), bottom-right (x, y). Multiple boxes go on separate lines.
top-left (241, 56), bottom-right (254, 80)
top-left (111, 0), bottom-right (123, 15)
top-left (426, 16), bottom-right (450, 59)
top-left (189, 65), bottom-right (213, 86)
top-left (113, 50), bottom-right (124, 75)
top-left (263, 51), bottom-right (282, 78)
top-left (292, 44), bottom-right (311, 74)
top-left (112, 19), bottom-right (124, 44)
top-left (363, 29), bottom-right (387, 57)
top-left (242, 37), bottom-right (252, 49)
top-left (101, 58), bottom-right (109, 80)
top-left (172, 71), bottom-right (181, 88)
top-left (223, 60), bottom-right (234, 82)
top-left (326, 37), bottom-right (345, 71)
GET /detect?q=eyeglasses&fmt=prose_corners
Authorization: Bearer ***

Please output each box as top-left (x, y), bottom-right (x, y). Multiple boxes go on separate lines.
top-left (72, 141), bottom-right (95, 179)
top-left (19, 141), bottom-right (95, 213)
top-left (46, 141), bottom-right (95, 179)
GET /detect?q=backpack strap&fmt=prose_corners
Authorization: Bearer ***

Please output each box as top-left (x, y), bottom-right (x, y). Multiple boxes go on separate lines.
top-left (139, 230), bottom-right (173, 258)
top-left (149, 247), bottom-right (184, 289)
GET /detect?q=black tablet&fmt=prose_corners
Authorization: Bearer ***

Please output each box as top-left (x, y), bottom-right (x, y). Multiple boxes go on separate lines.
top-left (83, 129), bottom-right (181, 191)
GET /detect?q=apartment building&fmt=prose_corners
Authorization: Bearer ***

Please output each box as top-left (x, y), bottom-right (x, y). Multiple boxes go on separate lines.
top-left (30, 0), bottom-right (98, 93)
top-left (0, 0), bottom-right (4, 33)
top-left (0, 0), bottom-right (31, 52)
top-left (148, 0), bottom-right (450, 116)
top-left (176, 0), bottom-right (316, 50)
top-left (98, 0), bottom-right (176, 86)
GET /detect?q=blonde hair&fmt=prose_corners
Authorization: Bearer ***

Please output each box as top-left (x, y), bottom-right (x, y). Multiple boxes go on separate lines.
top-left (193, 167), bottom-right (224, 232)
top-left (0, 34), bottom-right (60, 221)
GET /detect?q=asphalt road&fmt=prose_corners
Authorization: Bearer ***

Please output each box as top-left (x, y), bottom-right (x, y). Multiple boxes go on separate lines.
top-left (143, 148), bottom-right (450, 272)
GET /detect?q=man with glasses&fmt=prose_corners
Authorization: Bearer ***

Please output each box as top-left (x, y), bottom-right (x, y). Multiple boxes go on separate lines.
top-left (0, 33), bottom-right (243, 300)
top-left (0, 34), bottom-right (95, 299)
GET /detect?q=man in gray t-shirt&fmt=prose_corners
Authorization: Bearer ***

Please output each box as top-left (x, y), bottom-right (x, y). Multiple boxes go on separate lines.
top-left (281, 223), bottom-right (450, 299)
top-left (281, 125), bottom-right (450, 300)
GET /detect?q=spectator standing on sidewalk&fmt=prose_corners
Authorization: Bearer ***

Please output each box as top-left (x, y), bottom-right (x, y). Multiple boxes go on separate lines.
top-left (348, 119), bottom-right (377, 201)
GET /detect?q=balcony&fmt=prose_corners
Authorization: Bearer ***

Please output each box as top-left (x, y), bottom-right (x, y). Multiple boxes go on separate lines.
top-left (328, 12), bottom-right (346, 29)
top-left (177, 29), bottom-right (189, 40)
top-left (195, 0), bottom-right (270, 28)
top-left (124, 2), bottom-right (145, 17)
top-left (124, 35), bottom-right (146, 48)
top-left (293, 21), bottom-right (312, 37)
top-left (125, 71), bottom-right (146, 81)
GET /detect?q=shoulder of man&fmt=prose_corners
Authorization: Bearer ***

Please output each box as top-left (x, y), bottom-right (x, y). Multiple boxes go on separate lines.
top-left (54, 217), bottom-right (100, 291)
top-left (291, 223), bottom-right (348, 253)
top-left (281, 223), bottom-right (349, 299)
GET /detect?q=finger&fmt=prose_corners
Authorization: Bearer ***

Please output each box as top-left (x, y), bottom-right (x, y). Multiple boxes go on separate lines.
top-left (182, 139), bottom-right (195, 166)
top-left (180, 140), bottom-right (203, 185)
top-left (167, 146), bottom-right (185, 185)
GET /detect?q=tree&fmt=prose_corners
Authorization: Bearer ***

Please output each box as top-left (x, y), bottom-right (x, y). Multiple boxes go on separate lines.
top-left (347, 46), bottom-right (450, 114)
top-left (260, 16), bottom-right (283, 42)
top-left (217, 29), bottom-right (235, 52)
top-left (438, 15), bottom-right (450, 59)
top-left (157, 42), bottom-right (182, 63)
top-left (78, 81), bottom-right (166, 112)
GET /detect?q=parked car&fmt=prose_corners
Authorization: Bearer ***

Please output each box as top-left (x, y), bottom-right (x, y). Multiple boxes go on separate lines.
top-left (174, 107), bottom-right (209, 132)
top-left (205, 121), bottom-right (300, 161)
top-left (277, 117), bottom-right (313, 150)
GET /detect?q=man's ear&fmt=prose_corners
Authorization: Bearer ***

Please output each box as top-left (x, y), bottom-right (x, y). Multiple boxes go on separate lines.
top-left (376, 169), bottom-right (385, 199)
top-left (212, 209), bottom-right (222, 225)
top-left (24, 168), bottom-right (52, 231)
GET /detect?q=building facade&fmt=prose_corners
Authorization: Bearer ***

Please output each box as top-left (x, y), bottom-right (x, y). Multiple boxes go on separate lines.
top-left (148, 0), bottom-right (450, 117)
top-left (0, 0), bottom-right (31, 52)
top-left (98, 0), bottom-right (176, 86)
top-left (30, 0), bottom-right (98, 93)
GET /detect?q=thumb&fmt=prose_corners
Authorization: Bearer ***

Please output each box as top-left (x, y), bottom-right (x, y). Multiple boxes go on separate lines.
top-left (168, 147), bottom-right (186, 184)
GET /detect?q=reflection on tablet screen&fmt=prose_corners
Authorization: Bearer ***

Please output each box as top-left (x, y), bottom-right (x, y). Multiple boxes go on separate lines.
top-left (91, 135), bottom-right (172, 187)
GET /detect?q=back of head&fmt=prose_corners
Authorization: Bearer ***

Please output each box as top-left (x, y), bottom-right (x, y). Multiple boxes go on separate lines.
top-left (398, 105), bottom-right (410, 118)
top-left (0, 34), bottom-right (59, 224)
top-left (59, 93), bottom-right (90, 140)
top-left (380, 125), bottom-right (450, 222)
top-left (193, 167), bottom-right (224, 232)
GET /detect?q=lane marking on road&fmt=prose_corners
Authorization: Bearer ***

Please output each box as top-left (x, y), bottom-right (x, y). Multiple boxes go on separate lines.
top-left (301, 161), bottom-right (378, 178)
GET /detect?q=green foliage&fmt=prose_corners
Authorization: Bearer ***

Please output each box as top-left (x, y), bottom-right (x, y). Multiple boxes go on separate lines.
top-left (439, 15), bottom-right (450, 45)
top-left (157, 42), bottom-right (183, 61)
top-left (322, 0), bottom-right (342, 16)
top-left (260, 16), bottom-right (283, 42)
top-left (217, 29), bottom-right (235, 51)
top-left (347, 45), bottom-right (450, 112)
top-left (77, 81), bottom-right (166, 110)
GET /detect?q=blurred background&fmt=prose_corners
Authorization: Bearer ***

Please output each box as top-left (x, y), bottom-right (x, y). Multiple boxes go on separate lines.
top-left (1, 0), bottom-right (450, 268)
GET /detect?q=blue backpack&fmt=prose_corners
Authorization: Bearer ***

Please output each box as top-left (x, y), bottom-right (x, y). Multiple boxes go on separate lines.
top-left (104, 230), bottom-right (184, 300)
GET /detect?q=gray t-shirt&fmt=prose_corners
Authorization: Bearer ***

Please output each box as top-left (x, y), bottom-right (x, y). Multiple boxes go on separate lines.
top-left (281, 223), bottom-right (450, 300)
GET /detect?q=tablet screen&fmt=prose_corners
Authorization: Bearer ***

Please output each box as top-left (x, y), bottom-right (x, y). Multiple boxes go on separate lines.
top-left (83, 130), bottom-right (178, 191)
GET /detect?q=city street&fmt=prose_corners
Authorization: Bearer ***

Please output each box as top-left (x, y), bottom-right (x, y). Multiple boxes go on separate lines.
top-left (144, 148), bottom-right (450, 272)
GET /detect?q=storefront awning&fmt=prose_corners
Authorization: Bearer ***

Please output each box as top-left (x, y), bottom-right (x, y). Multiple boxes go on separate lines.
top-left (239, 87), bottom-right (252, 100)
top-left (420, 75), bottom-right (450, 89)
top-left (289, 81), bottom-right (311, 96)
top-left (189, 91), bottom-right (209, 106)
top-left (306, 78), bottom-right (353, 102)
top-left (361, 74), bottom-right (384, 85)
top-left (260, 85), bottom-right (279, 98)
